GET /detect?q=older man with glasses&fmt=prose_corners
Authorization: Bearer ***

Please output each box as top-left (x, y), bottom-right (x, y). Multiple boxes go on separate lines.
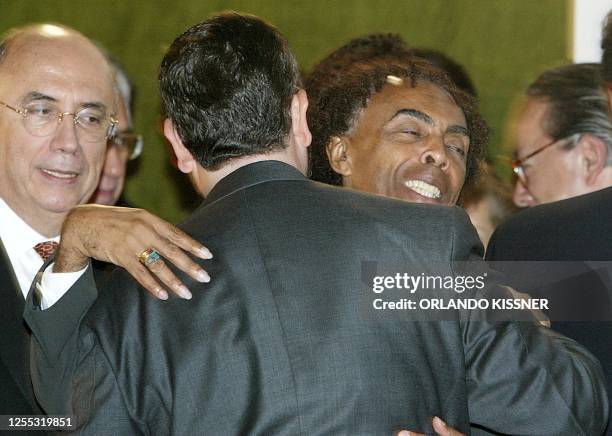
top-left (0, 24), bottom-right (211, 424)
top-left (510, 62), bottom-right (612, 207)
top-left (487, 56), bottom-right (612, 434)
top-left (90, 57), bottom-right (143, 206)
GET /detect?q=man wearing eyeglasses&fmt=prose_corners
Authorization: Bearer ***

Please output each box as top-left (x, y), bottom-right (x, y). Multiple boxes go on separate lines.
top-left (487, 36), bottom-right (612, 434)
top-left (90, 58), bottom-right (143, 206)
top-left (510, 63), bottom-right (612, 208)
top-left (0, 24), bottom-right (210, 425)
top-left (0, 23), bottom-right (117, 426)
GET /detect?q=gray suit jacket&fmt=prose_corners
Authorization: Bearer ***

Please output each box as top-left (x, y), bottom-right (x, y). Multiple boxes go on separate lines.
top-left (25, 161), bottom-right (608, 435)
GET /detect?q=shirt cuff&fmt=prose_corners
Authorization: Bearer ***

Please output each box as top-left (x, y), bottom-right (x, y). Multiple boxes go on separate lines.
top-left (37, 261), bottom-right (89, 309)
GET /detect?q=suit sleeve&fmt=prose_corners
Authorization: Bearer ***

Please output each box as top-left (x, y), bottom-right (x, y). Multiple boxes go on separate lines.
top-left (23, 266), bottom-right (144, 434)
top-left (449, 208), bottom-right (609, 435)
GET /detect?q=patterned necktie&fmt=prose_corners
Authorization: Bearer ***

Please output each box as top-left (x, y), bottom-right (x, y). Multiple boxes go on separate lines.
top-left (33, 241), bottom-right (59, 262)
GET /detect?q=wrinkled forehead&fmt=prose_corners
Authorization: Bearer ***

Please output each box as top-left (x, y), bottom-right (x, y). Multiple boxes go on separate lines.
top-left (0, 34), bottom-right (116, 111)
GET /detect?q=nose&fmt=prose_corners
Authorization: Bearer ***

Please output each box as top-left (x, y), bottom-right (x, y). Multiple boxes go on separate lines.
top-left (512, 179), bottom-right (535, 207)
top-left (49, 115), bottom-right (80, 154)
top-left (420, 136), bottom-right (450, 171)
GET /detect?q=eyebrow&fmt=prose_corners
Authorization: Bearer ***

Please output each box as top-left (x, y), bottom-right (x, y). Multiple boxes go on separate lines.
top-left (22, 92), bottom-right (109, 113)
top-left (82, 101), bottom-right (109, 112)
top-left (447, 125), bottom-right (469, 136)
top-left (391, 108), bottom-right (469, 136)
top-left (391, 108), bottom-right (434, 125)
top-left (23, 91), bottom-right (57, 103)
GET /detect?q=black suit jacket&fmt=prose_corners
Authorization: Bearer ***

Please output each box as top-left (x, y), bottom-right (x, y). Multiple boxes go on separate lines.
top-left (487, 186), bottom-right (612, 435)
top-left (0, 241), bottom-right (49, 436)
top-left (0, 237), bottom-right (111, 436)
top-left (0, 241), bottom-right (38, 413)
top-left (26, 162), bottom-right (608, 435)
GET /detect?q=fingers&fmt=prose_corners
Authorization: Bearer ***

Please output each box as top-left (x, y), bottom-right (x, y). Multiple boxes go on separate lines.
top-left (432, 417), bottom-right (465, 436)
top-left (152, 236), bottom-right (211, 285)
top-left (125, 260), bottom-right (169, 301)
top-left (146, 257), bottom-right (193, 299)
top-left (63, 206), bottom-right (214, 301)
top-left (395, 417), bottom-right (464, 436)
top-left (158, 219), bottom-right (213, 260)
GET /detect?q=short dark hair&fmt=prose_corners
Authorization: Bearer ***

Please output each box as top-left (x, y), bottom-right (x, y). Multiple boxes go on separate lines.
top-left (527, 63), bottom-right (612, 165)
top-left (602, 10), bottom-right (612, 82)
top-left (306, 58), bottom-right (488, 190)
top-left (159, 12), bottom-right (301, 170)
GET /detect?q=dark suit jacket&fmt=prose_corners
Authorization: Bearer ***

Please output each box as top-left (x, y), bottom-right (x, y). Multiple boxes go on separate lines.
top-left (0, 241), bottom-right (48, 436)
top-left (26, 161), bottom-right (608, 435)
top-left (487, 186), bottom-right (612, 435)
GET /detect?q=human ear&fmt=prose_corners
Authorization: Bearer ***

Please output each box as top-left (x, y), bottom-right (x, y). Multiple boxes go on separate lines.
top-left (289, 89), bottom-right (312, 149)
top-left (327, 136), bottom-right (352, 177)
top-left (578, 134), bottom-right (607, 185)
top-left (163, 119), bottom-right (196, 174)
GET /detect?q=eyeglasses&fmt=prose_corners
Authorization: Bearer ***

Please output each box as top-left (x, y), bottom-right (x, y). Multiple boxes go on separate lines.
top-left (510, 135), bottom-right (576, 184)
top-left (108, 132), bottom-right (143, 160)
top-left (0, 100), bottom-right (117, 142)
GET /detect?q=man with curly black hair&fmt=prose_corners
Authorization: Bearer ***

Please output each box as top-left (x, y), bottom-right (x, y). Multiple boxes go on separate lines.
top-left (307, 57), bottom-right (487, 205)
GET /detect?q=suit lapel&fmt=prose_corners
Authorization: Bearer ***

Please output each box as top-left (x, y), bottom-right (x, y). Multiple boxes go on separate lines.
top-left (0, 238), bottom-right (36, 410)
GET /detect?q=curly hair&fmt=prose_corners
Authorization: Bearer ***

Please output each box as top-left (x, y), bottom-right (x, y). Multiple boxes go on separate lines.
top-left (306, 58), bottom-right (489, 192)
top-left (304, 33), bottom-right (411, 102)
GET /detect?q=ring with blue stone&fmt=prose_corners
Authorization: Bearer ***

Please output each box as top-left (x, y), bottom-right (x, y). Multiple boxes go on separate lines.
top-left (138, 248), bottom-right (161, 266)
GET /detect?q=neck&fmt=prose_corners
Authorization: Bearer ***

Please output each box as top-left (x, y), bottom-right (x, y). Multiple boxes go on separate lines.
top-left (0, 197), bottom-right (64, 237)
top-left (197, 150), bottom-right (305, 197)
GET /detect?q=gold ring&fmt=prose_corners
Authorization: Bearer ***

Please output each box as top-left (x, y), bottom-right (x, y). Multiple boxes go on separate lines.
top-left (138, 248), bottom-right (161, 266)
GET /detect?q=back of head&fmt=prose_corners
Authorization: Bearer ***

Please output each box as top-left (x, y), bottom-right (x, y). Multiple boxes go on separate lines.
top-left (159, 12), bottom-right (301, 170)
top-left (527, 63), bottom-right (612, 165)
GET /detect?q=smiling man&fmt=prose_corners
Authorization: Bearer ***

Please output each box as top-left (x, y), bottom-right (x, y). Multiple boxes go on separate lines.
top-left (0, 24), bottom-right (208, 422)
top-left (307, 58), bottom-right (487, 206)
top-left (0, 25), bottom-right (117, 419)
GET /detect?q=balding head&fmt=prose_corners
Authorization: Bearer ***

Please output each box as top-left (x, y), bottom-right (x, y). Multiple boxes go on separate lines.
top-left (0, 23), bottom-right (117, 236)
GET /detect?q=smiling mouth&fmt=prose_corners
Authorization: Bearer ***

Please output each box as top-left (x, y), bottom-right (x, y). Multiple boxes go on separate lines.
top-left (40, 169), bottom-right (79, 180)
top-left (405, 180), bottom-right (442, 199)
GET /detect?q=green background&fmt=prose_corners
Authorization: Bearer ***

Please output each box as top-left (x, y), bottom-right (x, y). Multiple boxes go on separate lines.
top-left (1, 0), bottom-right (571, 222)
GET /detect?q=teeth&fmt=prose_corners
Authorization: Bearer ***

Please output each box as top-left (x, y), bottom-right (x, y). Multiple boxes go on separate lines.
top-left (405, 180), bottom-right (441, 199)
top-left (42, 169), bottom-right (77, 179)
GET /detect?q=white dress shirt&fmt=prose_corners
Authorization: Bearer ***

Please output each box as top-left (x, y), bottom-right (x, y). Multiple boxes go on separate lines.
top-left (0, 198), bottom-right (85, 308)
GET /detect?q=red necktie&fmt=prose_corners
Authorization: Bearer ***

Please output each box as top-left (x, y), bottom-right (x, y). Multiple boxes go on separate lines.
top-left (33, 241), bottom-right (59, 262)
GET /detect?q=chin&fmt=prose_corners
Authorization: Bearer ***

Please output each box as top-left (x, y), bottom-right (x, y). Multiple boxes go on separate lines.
top-left (37, 195), bottom-right (84, 214)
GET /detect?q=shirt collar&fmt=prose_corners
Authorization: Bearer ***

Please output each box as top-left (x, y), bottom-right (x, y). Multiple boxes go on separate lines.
top-left (0, 198), bottom-right (59, 261)
top-left (204, 160), bottom-right (306, 205)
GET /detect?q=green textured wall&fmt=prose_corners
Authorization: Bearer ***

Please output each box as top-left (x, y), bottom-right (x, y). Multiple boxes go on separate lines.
top-left (0, 0), bottom-right (570, 223)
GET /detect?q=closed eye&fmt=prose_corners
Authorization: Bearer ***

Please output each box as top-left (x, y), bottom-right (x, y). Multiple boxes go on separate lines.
top-left (446, 143), bottom-right (466, 157)
top-left (403, 129), bottom-right (421, 138)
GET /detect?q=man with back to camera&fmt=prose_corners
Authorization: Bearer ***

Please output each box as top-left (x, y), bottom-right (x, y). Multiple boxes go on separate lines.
top-left (0, 23), bottom-right (212, 427)
top-left (25, 12), bottom-right (608, 435)
top-left (486, 16), bottom-right (612, 435)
